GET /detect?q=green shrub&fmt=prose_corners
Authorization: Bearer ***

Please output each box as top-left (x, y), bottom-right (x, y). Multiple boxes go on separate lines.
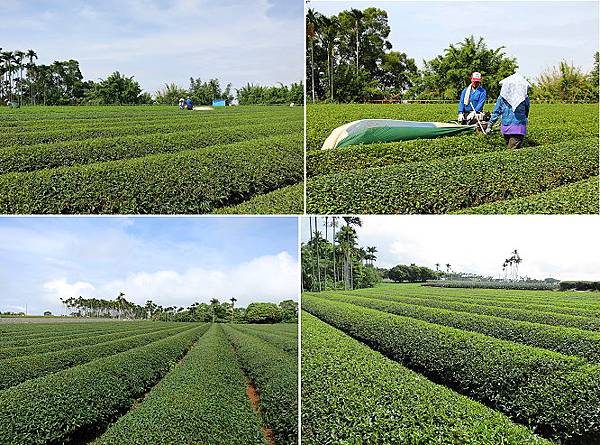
top-left (0, 113), bottom-right (295, 148)
top-left (307, 135), bottom-right (503, 177)
top-left (0, 325), bottom-right (207, 445)
top-left (230, 324), bottom-right (297, 355)
top-left (0, 120), bottom-right (302, 174)
top-left (215, 182), bottom-right (304, 214)
top-left (315, 292), bottom-right (600, 363)
top-left (397, 287), bottom-right (600, 318)
top-left (307, 137), bottom-right (599, 214)
top-left (223, 325), bottom-right (297, 445)
top-left (0, 134), bottom-right (303, 214)
top-left (244, 303), bottom-right (283, 324)
top-left (422, 280), bottom-right (559, 290)
top-left (342, 289), bottom-right (600, 331)
top-left (0, 325), bottom-right (191, 389)
top-left (93, 325), bottom-right (265, 445)
top-left (302, 295), bottom-right (600, 443)
top-left (458, 176), bottom-right (599, 214)
top-left (302, 311), bottom-right (551, 445)
top-left (560, 281), bottom-right (600, 292)
top-left (0, 324), bottom-right (176, 359)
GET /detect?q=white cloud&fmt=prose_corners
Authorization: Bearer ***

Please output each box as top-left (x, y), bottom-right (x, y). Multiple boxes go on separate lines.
top-left (43, 279), bottom-right (97, 303)
top-left (42, 251), bottom-right (299, 308)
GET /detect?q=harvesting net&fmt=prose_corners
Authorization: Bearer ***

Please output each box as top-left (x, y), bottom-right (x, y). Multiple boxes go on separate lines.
top-left (322, 119), bottom-right (475, 149)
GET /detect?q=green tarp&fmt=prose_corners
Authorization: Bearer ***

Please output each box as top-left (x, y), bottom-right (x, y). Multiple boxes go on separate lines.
top-left (322, 119), bottom-right (475, 149)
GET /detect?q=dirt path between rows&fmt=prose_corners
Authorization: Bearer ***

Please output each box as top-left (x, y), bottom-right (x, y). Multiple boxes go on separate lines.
top-left (245, 377), bottom-right (276, 445)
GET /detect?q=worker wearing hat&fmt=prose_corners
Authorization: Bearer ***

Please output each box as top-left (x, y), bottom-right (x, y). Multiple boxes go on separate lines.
top-left (458, 72), bottom-right (487, 123)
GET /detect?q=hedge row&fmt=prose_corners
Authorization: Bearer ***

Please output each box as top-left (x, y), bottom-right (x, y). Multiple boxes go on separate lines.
top-left (0, 321), bottom-right (173, 344)
top-left (355, 284), bottom-right (600, 307)
top-left (307, 135), bottom-right (502, 177)
top-left (302, 296), bottom-right (600, 443)
top-left (0, 325), bottom-right (191, 389)
top-left (307, 137), bottom-right (599, 214)
top-left (422, 279), bottom-right (559, 291)
top-left (0, 119), bottom-right (302, 174)
top-left (215, 182), bottom-right (304, 214)
top-left (93, 325), bottom-right (265, 445)
top-left (0, 324), bottom-right (207, 445)
top-left (223, 325), bottom-right (298, 445)
top-left (0, 113), bottom-right (297, 149)
top-left (302, 311), bottom-right (551, 444)
top-left (238, 323), bottom-right (298, 337)
top-left (0, 105), bottom-right (290, 122)
top-left (230, 324), bottom-right (298, 355)
top-left (350, 291), bottom-right (600, 331)
top-left (560, 281), bottom-right (600, 292)
top-left (0, 133), bottom-right (303, 214)
top-left (318, 292), bottom-right (600, 363)
top-left (0, 324), bottom-right (171, 359)
top-left (458, 176), bottom-right (599, 214)
top-left (1, 109), bottom-right (294, 136)
top-left (0, 320), bottom-right (157, 335)
top-left (376, 288), bottom-right (600, 318)
top-left (0, 329), bottom-right (108, 346)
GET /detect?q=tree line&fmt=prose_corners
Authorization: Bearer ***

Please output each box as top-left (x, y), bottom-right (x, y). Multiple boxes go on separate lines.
top-left (302, 216), bottom-right (381, 292)
top-left (59, 293), bottom-right (297, 324)
top-left (0, 47), bottom-right (302, 106)
top-left (306, 8), bottom-right (599, 103)
top-left (154, 79), bottom-right (303, 106)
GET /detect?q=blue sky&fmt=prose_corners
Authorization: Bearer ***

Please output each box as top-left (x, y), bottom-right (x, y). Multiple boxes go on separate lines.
top-left (301, 216), bottom-right (600, 281)
top-left (0, 0), bottom-right (303, 94)
top-left (0, 217), bottom-right (299, 315)
top-left (312, 1), bottom-right (599, 80)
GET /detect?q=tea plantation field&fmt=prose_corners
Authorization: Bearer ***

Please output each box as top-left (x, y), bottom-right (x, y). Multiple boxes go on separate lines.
top-left (0, 320), bottom-right (298, 445)
top-left (306, 104), bottom-right (599, 214)
top-left (0, 106), bottom-right (304, 214)
top-left (302, 283), bottom-right (600, 444)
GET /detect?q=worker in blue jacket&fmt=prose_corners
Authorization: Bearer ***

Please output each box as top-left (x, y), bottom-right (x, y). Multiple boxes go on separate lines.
top-left (457, 72), bottom-right (487, 123)
top-left (486, 73), bottom-right (531, 149)
top-left (185, 97), bottom-right (193, 110)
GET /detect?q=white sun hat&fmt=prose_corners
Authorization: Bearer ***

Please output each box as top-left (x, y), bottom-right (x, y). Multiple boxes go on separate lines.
top-left (499, 73), bottom-right (531, 109)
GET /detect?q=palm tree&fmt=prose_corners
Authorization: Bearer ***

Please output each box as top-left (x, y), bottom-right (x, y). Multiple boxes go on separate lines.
top-left (340, 217), bottom-right (362, 290)
top-left (306, 8), bottom-right (319, 103)
top-left (2, 51), bottom-right (14, 102)
top-left (230, 297), bottom-right (237, 323)
top-left (210, 298), bottom-right (219, 323)
top-left (330, 217), bottom-right (338, 289)
top-left (366, 246), bottom-right (377, 267)
top-left (308, 217), bottom-right (317, 291)
top-left (14, 51), bottom-right (24, 105)
top-left (26, 49), bottom-right (37, 104)
top-left (318, 15), bottom-right (339, 101)
top-left (116, 292), bottom-right (125, 319)
top-left (314, 217), bottom-right (322, 292)
top-left (348, 8), bottom-right (364, 78)
top-left (446, 263), bottom-right (452, 274)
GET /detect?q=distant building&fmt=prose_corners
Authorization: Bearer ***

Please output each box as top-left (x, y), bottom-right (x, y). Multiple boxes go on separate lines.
top-left (212, 99), bottom-right (228, 107)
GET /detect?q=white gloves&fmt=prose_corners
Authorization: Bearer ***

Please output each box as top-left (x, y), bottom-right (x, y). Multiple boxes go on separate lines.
top-left (467, 111), bottom-right (476, 120)
top-left (485, 122), bottom-right (492, 135)
top-left (457, 113), bottom-right (464, 122)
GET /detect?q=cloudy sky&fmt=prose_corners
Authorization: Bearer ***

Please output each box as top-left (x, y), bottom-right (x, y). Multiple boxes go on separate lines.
top-left (0, 0), bottom-right (303, 93)
top-left (312, 1), bottom-right (599, 80)
top-left (0, 217), bottom-right (299, 315)
top-left (301, 216), bottom-right (600, 281)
